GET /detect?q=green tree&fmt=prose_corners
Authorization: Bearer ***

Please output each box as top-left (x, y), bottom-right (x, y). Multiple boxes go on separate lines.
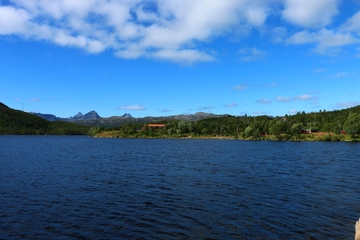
top-left (270, 121), bottom-right (283, 137)
top-left (177, 120), bottom-right (187, 134)
top-left (88, 127), bottom-right (102, 136)
top-left (344, 113), bottom-right (360, 137)
top-left (244, 126), bottom-right (253, 137)
top-left (291, 123), bottom-right (303, 140)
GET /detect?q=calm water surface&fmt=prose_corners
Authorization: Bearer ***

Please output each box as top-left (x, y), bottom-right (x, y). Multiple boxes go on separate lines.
top-left (0, 136), bottom-right (359, 239)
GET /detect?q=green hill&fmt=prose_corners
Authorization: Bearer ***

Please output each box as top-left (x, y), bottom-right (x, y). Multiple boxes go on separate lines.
top-left (0, 102), bottom-right (90, 135)
top-left (92, 105), bottom-right (360, 141)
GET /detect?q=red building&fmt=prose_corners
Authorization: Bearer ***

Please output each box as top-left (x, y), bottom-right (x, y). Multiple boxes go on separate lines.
top-left (142, 124), bottom-right (165, 130)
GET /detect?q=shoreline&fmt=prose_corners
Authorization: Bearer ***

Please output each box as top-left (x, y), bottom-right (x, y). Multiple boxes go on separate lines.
top-left (93, 131), bottom-right (359, 142)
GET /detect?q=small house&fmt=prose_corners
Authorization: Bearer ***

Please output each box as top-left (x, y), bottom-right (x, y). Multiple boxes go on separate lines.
top-left (142, 124), bottom-right (165, 130)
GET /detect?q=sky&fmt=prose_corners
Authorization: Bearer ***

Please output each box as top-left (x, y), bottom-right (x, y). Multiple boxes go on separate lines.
top-left (1, 0), bottom-right (360, 118)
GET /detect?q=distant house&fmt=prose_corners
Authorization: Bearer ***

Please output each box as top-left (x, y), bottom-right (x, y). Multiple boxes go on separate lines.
top-left (142, 124), bottom-right (165, 130)
top-left (281, 117), bottom-right (287, 122)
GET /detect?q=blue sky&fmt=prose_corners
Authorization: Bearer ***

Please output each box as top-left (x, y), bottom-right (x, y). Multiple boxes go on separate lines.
top-left (1, 0), bottom-right (360, 118)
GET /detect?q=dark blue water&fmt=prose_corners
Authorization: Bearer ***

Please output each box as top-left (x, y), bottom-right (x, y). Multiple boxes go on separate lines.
top-left (0, 136), bottom-right (359, 239)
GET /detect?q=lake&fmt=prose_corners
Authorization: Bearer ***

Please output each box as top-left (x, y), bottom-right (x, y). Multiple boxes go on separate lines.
top-left (0, 136), bottom-right (359, 239)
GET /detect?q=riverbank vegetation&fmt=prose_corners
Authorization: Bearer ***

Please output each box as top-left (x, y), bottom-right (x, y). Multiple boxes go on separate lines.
top-left (90, 105), bottom-right (360, 141)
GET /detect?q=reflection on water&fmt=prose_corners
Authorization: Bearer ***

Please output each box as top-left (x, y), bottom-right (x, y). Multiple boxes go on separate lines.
top-left (0, 136), bottom-right (359, 239)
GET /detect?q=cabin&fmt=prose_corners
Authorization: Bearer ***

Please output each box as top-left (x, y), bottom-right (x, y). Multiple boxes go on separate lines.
top-left (142, 124), bottom-right (165, 130)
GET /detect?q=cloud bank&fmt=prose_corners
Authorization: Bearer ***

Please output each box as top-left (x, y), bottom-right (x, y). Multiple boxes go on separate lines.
top-left (0, 0), bottom-right (359, 63)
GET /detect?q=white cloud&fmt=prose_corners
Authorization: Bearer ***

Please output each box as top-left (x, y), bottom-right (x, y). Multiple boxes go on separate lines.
top-left (277, 94), bottom-right (314, 103)
top-left (0, 6), bottom-right (30, 34)
top-left (286, 31), bottom-right (315, 45)
top-left (239, 47), bottom-right (267, 61)
top-left (282, 0), bottom-right (339, 28)
top-left (244, 4), bottom-right (268, 27)
top-left (117, 105), bottom-right (146, 111)
top-left (275, 96), bottom-right (291, 102)
top-left (224, 102), bottom-right (238, 107)
top-left (334, 71), bottom-right (348, 78)
top-left (116, 44), bottom-right (145, 59)
top-left (256, 99), bottom-right (271, 104)
top-left (341, 11), bottom-right (360, 35)
top-left (232, 84), bottom-right (248, 91)
top-left (151, 49), bottom-right (215, 64)
top-left (0, 0), bottom-right (274, 64)
top-left (288, 109), bottom-right (297, 114)
top-left (87, 40), bottom-right (106, 53)
top-left (286, 29), bottom-right (360, 55)
top-left (315, 29), bottom-right (360, 52)
top-left (331, 71), bottom-right (353, 78)
top-left (336, 101), bottom-right (360, 108)
top-left (1, 0), bottom-right (358, 63)
top-left (294, 94), bottom-right (311, 101)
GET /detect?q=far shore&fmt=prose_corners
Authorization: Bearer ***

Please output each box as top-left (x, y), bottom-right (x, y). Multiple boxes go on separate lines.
top-left (93, 131), bottom-right (359, 142)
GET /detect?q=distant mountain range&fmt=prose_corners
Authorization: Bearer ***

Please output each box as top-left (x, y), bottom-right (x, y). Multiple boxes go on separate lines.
top-left (31, 110), bottom-right (102, 122)
top-left (31, 111), bottom-right (228, 127)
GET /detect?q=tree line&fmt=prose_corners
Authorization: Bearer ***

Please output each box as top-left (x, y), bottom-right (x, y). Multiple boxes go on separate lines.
top-left (0, 103), bottom-right (90, 135)
top-left (90, 105), bottom-right (360, 141)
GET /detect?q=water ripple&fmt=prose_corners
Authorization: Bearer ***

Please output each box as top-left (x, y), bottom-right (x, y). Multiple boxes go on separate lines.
top-left (0, 136), bottom-right (359, 239)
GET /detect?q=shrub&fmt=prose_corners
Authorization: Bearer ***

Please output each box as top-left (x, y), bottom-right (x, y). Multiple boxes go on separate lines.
top-left (323, 134), bottom-right (332, 141)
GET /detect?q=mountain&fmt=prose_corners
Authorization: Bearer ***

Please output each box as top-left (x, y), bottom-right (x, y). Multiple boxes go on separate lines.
top-left (0, 102), bottom-right (89, 135)
top-left (32, 113), bottom-right (60, 121)
top-left (0, 102), bottom-right (9, 110)
top-left (30, 109), bottom-right (223, 127)
top-left (67, 110), bottom-right (101, 122)
top-left (72, 112), bottom-right (229, 127)
top-left (122, 113), bottom-right (133, 118)
top-left (32, 110), bottom-right (101, 122)
top-left (73, 112), bottom-right (84, 120)
top-left (84, 111), bottom-right (101, 120)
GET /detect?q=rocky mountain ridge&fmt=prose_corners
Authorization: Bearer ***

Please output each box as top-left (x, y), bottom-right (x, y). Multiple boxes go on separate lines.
top-left (31, 110), bottom-right (102, 122)
top-left (32, 110), bottom-right (226, 127)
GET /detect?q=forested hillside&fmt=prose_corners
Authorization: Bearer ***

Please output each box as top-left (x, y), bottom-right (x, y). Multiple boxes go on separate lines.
top-left (2, 101), bottom-right (359, 140)
top-left (91, 105), bottom-right (360, 141)
top-left (0, 103), bottom-right (90, 135)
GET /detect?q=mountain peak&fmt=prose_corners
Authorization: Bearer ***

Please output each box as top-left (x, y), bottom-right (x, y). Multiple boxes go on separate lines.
top-left (70, 111), bottom-right (101, 121)
top-left (121, 113), bottom-right (133, 118)
top-left (73, 112), bottom-right (83, 118)
top-left (84, 110), bottom-right (101, 120)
